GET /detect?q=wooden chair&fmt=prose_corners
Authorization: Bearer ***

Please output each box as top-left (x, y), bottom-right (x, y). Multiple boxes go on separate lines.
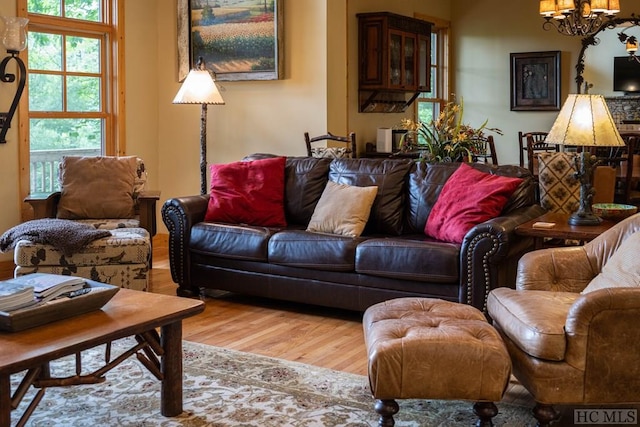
top-left (518, 131), bottom-right (553, 171)
top-left (472, 134), bottom-right (498, 165)
top-left (618, 132), bottom-right (640, 205)
top-left (525, 132), bottom-right (558, 178)
top-left (304, 132), bottom-right (356, 159)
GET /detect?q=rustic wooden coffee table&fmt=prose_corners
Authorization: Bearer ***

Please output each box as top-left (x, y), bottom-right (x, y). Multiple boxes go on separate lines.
top-left (0, 288), bottom-right (204, 426)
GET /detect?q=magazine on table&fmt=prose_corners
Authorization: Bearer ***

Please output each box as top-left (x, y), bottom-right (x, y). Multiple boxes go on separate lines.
top-left (1, 273), bottom-right (91, 309)
top-left (0, 281), bottom-right (36, 312)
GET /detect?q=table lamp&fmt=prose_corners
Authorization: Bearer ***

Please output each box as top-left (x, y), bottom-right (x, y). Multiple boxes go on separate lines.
top-left (545, 94), bottom-right (624, 226)
top-left (173, 57), bottom-right (225, 195)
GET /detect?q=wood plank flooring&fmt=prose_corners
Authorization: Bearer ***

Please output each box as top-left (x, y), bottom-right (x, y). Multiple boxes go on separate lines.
top-left (149, 238), bottom-right (369, 376)
top-left (149, 238), bottom-right (534, 407)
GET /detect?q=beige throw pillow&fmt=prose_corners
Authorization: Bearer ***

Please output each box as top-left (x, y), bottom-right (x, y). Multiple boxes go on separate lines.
top-left (581, 231), bottom-right (640, 294)
top-left (57, 156), bottom-right (138, 220)
top-left (306, 181), bottom-right (378, 237)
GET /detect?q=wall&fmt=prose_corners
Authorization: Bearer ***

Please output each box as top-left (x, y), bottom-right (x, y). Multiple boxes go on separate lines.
top-left (0, 0), bottom-right (20, 262)
top-left (345, 0), bottom-right (452, 147)
top-left (156, 0), bottom-right (328, 212)
top-left (1, 0), bottom-right (638, 246)
top-left (450, 0), bottom-right (638, 166)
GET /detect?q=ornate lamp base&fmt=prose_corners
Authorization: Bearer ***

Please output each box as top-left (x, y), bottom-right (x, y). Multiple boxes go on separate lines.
top-left (568, 211), bottom-right (602, 226)
top-left (567, 151), bottom-right (602, 226)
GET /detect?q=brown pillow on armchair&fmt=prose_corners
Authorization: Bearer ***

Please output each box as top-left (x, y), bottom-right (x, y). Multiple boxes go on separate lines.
top-left (56, 156), bottom-right (138, 219)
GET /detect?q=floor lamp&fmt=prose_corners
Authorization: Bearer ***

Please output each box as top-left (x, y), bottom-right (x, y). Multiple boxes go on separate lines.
top-left (545, 94), bottom-right (625, 225)
top-left (173, 57), bottom-right (225, 195)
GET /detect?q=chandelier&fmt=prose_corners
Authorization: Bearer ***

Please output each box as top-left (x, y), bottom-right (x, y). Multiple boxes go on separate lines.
top-left (539, 0), bottom-right (620, 36)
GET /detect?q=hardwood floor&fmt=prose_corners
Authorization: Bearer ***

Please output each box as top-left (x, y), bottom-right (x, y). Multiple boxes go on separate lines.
top-left (150, 238), bottom-right (534, 408)
top-left (149, 238), bottom-right (369, 376)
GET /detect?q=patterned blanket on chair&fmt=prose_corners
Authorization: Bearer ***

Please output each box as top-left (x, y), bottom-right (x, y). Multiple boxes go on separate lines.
top-left (0, 219), bottom-right (111, 256)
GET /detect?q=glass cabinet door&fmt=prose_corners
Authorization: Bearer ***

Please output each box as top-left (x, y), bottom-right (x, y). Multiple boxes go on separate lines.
top-left (389, 32), bottom-right (402, 86)
top-left (403, 34), bottom-right (416, 87)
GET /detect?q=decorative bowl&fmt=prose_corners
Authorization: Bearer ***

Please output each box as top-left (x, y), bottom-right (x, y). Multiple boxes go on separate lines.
top-left (592, 203), bottom-right (638, 221)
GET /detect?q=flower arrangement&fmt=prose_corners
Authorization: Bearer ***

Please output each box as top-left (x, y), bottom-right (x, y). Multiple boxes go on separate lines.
top-left (399, 97), bottom-right (502, 162)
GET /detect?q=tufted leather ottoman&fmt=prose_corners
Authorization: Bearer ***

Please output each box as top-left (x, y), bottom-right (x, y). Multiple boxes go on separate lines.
top-left (363, 298), bottom-right (511, 426)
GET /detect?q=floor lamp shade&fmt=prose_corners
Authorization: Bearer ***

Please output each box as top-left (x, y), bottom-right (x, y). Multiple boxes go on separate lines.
top-left (545, 94), bottom-right (624, 225)
top-left (173, 63), bottom-right (225, 195)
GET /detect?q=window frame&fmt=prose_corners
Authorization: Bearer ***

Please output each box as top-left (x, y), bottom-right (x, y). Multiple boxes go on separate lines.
top-left (17, 0), bottom-right (124, 220)
top-left (414, 14), bottom-right (450, 123)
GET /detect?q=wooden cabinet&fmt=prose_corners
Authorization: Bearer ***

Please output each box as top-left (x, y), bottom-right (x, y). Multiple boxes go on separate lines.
top-left (357, 12), bottom-right (432, 113)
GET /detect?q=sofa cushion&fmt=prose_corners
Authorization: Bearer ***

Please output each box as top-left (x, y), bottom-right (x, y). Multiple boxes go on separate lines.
top-left (355, 236), bottom-right (459, 283)
top-left (205, 156), bottom-right (287, 227)
top-left (487, 287), bottom-right (579, 361)
top-left (405, 162), bottom-right (534, 234)
top-left (581, 231), bottom-right (640, 294)
top-left (57, 156), bottom-right (138, 220)
top-left (284, 157), bottom-right (332, 225)
top-left (538, 152), bottom-right (580, 214)
top-left (425, 163), bottom-right (523, 243)
top-left (190, 222), bottom-right (278, 262)
top-left (307, 181), bottom-right (378, 237)
top-left (329, 158), bottom-right (413, 235)
top-left (268, 230), bottom-right (363, 271)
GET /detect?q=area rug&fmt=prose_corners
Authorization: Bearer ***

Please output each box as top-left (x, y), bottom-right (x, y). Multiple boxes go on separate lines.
top-left (12, 339), bottom-right (534, 426)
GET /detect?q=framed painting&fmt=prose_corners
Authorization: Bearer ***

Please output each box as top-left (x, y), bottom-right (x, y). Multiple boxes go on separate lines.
top-left (510, 51), bottom-right (561, 111)
top-left (177, 0), bottom-right (284, 82)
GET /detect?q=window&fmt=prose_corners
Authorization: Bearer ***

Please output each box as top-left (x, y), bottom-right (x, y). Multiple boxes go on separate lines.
top-left (415, 16), bottom-right (450, 141)
top-left (18, 0), bottom-right (123, 204)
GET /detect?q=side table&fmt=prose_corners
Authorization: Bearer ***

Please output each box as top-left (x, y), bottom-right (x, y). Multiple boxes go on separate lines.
top-left (516, 212), bottom-right (617, 250)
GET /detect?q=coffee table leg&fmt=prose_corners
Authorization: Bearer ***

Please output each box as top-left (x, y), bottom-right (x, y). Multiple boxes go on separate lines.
top-left (0, 374), bottom-right (10, 426)
top-left (160, 320), bottom-right (183, 417)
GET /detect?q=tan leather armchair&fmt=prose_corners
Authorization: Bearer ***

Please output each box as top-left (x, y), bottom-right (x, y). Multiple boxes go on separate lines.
top-left (487, 213), bottom-right (640, 427)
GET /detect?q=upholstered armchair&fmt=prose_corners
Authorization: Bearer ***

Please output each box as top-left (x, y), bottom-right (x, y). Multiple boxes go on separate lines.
top-left (487, 213), bottom-right (640, 427)
top-left (14, 156), bottom-right (160, 290)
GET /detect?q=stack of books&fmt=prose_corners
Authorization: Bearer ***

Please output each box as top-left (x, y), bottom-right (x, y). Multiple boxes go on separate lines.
top-left (0, 282), bottom-right (36, 312)
top-left (0, 273), bottom-right (90, 312)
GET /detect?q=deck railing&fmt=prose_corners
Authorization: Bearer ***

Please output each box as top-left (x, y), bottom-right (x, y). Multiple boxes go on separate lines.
top-left (30, 149), bottom-right (100, 193)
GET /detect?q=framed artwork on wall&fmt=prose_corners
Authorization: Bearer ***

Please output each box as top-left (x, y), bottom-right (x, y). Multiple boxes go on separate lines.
top-left (177, 0), bottom-right (284, 82)
top-left (510, 51), bottom-right (561, 111)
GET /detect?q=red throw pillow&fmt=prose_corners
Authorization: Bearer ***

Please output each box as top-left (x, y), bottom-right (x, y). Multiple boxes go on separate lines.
top-left (204, 156), bottom-right (287, 227)
top-left (425, 163), bottom-right (523, 243)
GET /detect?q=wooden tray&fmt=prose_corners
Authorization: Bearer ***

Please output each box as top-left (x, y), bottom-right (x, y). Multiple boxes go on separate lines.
top-left (0, 281), bottom-right (119, 332)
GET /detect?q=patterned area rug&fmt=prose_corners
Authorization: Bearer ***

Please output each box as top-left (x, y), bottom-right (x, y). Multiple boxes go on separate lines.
top-left (12, 339), bottom-right (534, 426)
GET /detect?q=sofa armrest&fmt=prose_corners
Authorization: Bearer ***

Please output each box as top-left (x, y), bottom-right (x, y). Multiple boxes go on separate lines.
top-left (161, 195), bottom-right (209, 296)
top-left (459, 204), bottom-right (545, 311)
top-left (564, 288), bottom-right (640, 375)
top-left (515, 246), bottom-right (596, 292)
top-left (24, 192), bottom-right (61, 219)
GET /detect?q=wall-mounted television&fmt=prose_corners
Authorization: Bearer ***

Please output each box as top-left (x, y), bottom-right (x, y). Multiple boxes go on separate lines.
top-left (614, 56), bottom-right (640, 94)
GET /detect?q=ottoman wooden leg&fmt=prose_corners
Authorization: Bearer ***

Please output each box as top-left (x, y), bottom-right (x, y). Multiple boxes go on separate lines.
top-left (533, 403), bottom-right (560, 427)
top-left (374, 399), bottom-right (399, 427)
top-left (473, 401), bottom-right (498, 426)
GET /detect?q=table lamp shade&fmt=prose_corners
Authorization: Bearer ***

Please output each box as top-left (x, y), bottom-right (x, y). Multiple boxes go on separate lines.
top-left (545, 94), bottom-right (624, 148)
top-left (173, 70), bottom-right (225, 105)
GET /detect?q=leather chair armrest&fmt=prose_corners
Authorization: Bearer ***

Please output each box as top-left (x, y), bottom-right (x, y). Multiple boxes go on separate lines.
top-left (138, 190), bottom-right (160, 237)
top-left (515, 246), bottom-right (596, 292)
top-left (564, 287), bottom-right (640, 373)
top-left (161, 195), bottom-right (209, 296)
top-left (459, 204), bottom-right (546, 311)
top-left (24, 192), bottom-right (61, 219)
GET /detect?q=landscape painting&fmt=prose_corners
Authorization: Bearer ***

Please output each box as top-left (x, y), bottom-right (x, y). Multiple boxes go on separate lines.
top-left (178, 0), bottom-right (283, 81)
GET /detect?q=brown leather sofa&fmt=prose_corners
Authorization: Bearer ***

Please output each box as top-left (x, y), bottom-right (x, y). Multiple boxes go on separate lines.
top-left (162, 156), bottom-right (544, 311)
